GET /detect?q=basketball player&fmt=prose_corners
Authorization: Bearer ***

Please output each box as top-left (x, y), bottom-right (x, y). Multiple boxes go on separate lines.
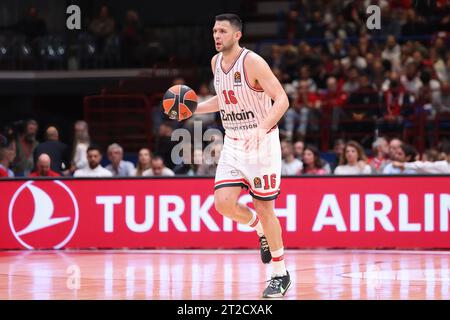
top-left (194, 14), bottom-right (291, 298)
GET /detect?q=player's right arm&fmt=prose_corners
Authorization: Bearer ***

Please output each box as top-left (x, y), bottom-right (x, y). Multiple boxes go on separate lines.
top-left (194, 55), bottom-right (220, 114)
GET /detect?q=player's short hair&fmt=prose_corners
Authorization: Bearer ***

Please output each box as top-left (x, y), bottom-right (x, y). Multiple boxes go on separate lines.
top-left (215, 13), bottom-right (242, 31)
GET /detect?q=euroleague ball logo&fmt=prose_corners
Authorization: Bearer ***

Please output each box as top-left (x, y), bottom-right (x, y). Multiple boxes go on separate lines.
top-left (8, 181), bottom-right (79, 249)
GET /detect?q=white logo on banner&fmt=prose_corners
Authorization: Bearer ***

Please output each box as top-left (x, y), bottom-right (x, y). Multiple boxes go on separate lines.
top-left (8, 181), bottom-right (79, 249)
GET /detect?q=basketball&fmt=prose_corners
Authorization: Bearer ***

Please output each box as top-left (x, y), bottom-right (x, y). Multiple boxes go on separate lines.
top-left (162, 84), bottom-right (198, 121)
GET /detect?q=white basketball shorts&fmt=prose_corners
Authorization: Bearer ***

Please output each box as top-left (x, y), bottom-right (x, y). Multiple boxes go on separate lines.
top-left (214, 128), bottom-right (282, 201)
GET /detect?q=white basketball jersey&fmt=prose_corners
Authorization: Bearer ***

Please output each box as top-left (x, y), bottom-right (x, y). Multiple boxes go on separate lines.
top-left (214, 48), bottom-right (273, 140)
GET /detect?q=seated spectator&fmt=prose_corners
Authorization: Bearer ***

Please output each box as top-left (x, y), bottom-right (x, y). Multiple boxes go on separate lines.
top-left (143, 156), bottom-right (175, 176)
top-left (320, 76), bottom-right (347, 131)
top-left (392, 147), bottom-right (450, 174)
top-left (74, 145), bottom-right (112, 177)
top-left (12, 119), bottom-right (39, 177)
top-left (383, 143), bottom-right (417, 174)
top-left (342, 67), bottom-right (360, 94)
top-left (15, 6), bottom-right (47, 41)
top-left (293, 139), bottom-right (304, 161)
top-left (334, 140), bottom-right (371, 175)
top-left (368, 137), bottom-right (390, 173)
top-left (121, 10), bottom-right (144, 67)
top-left (330, 138), bottom-right (346, 171)
top-left (422, 148), bottom-right (441, 162)
top-left (381, 72), bottom-right (415, 122)
top-left (154, 121), bottom-right (178, 170)
top-left (382, 35), bottom-right (402, 73)
top-left (33, 126), bottom-right (70, 175)
top-left (0, 146), bottom-right (15, 178)
top-left (400, 62), bottom-right (423, 97)
top-left (341, 46), bottom-right (367, 71)
top-left (89, 5), bottom-right (116, 51)
top-left (133, 148), bottom-right (152, 176)
top-left (284, 80), bottom-right (321, 140)
top-left (301, 145), bottom-right (327, 175)
top-left (345, 73), bottom-right (381, 122)
top-left (105, 143), bottom-right (135, 176)
top-left (281, 140), bottom-right (302, 176)
top-left (71, 120), bottom-right (90, 172)
top-left (388, 138), bottom-right (403, 161)
top-left (29, 153), bottom-right (60, 177)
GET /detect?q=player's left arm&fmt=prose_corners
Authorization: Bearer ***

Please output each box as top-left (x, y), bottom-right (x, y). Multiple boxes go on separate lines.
top-left (245, 53), bottom-right (289, 131)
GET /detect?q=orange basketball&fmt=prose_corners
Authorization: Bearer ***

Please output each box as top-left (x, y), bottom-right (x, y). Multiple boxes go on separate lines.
top-left (162, 85), bottom-right (198, 121)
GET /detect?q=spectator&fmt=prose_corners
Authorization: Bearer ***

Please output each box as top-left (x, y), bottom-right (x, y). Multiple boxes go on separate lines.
top-left (154, 121), bottom-right (178, 169)
top-left (342, 67), bottom-right (360, 94)
top-left (334, 140), bottom-right (371, 175)
top-left (121, 10), bottom-right (144, 67)
top-left (301, 145), bottom-right (327, 175)
top-left (368, 137), bottom-right (390, 173)
top-left (389, 138), bottom-right (403, 161)
top-left (422, 148), bottom-right (441, 162)
top-left (12, 119), bottom-right (39, 177)
top-left (143, 156), bottom-right (175, 176)
top-left (401, 62), bottom-right (423, 97)
top-left (383, 143), bottom-right (418, 174)
top-left (341, 46), bottom-right (367, 71)
top-left (74, 145), bottom-right (112, 177)
top-left (15, 6), bottom-right (47, 41)
top-left (330, 138), bottom-right (345, 171)
top-left (105, 143), bottom-right (135, 177)
top-left (71, 120), bottom-right (90, 172)
top-left (89, 5), bottom-right (116, 51)
top-left (133, 148), bottom-right (152, 176)
top-left (392, 147), bottom-right (450, 174)
top-left (293, 139), bottom-right (305, 161)
top-left (281, 140), bottom-right (302, 176)
top-left (284, 79), bottom-right (321, 140)
top-left (33, 126), bottom-right (70, 175)
top-left (346, 73), bottom-right (381, 122)
top-left (29, 153), bottom-right (60, 177)
top-left (382, 35), bottom-right (402, 73)
top-left (320, 76), bottom-right (347, 131)
top-left (0, 146), bottom-right (15, 178)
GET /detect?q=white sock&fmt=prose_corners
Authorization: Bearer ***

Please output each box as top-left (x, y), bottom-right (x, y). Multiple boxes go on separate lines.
top-left (271, 248), bottom-right (287, 277)
top-left (247, 212), bottom-right (264, 237)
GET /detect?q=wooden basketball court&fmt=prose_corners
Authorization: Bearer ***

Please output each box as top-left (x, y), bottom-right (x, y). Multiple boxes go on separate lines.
top-left (0, 250), bottom-right (449, 300)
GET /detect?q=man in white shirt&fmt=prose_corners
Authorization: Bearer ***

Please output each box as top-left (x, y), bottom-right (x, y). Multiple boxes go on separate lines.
top-left (74, 145), bottom-right (113, 177)
top-left (105, 143), bottom-right (135, 176)
top-left (143, 156), bottom-right (175, 176)
top-left (392, 148), bottom-right (450, 174)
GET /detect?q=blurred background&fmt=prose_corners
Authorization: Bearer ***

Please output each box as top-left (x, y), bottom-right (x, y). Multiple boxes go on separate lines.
top-left (0, 0), bottom-right (448, 178)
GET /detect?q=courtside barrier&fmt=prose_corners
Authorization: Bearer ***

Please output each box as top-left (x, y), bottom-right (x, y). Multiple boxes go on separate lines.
top-left (0, 176), bottom-right (449, 249)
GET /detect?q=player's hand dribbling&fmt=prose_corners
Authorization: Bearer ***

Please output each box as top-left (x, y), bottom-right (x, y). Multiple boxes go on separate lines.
top-left (244, 127), bottom-right (268, 151)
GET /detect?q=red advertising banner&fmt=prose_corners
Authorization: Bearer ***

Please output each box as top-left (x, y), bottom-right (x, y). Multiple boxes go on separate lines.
top-left (0, 176), bottom-right (449, 249)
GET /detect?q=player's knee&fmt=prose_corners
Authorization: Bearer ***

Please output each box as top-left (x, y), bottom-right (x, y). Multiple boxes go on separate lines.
top-left (214, 197), bottom-right (235, 218)
top-left (254, 202), bottom-right (275, 221)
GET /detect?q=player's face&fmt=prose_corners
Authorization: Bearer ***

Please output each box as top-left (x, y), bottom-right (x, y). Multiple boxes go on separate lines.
top-left (213, 21), bottom-right (240, 52)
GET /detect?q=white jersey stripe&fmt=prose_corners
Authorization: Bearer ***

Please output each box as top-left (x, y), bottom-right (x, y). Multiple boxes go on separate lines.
top-left (214, 48), bottom-right (273, 140)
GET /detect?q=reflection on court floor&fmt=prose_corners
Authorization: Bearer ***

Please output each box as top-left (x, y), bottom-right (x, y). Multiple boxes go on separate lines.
top-left (0, 250), bottom-right (449, 299)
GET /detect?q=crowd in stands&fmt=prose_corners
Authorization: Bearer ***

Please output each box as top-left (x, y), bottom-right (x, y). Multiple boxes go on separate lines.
top-left (0, 118), bottom-right (449, 179)
top-left (265, 1), bottom-right (449, 145)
